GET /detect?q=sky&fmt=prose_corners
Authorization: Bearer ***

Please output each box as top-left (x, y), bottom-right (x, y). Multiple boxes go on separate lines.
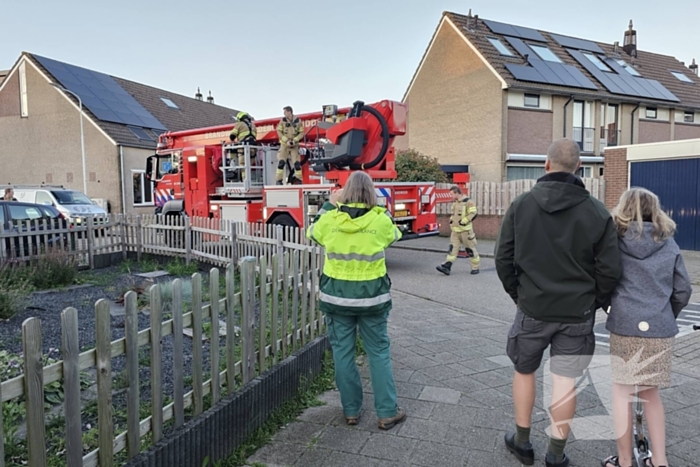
top-left (1, 0), bottom-right (698, 119)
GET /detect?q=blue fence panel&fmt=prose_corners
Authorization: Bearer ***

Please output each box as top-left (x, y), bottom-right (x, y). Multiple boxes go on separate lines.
top-left (629, 158), bottom-right (699, 250)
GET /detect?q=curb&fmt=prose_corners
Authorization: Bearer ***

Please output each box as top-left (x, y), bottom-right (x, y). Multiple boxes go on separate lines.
top-left (390, 244), bottom-right (495, 259)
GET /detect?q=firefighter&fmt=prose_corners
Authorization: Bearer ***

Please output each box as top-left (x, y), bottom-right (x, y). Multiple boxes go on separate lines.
top-left (229, 111), bottom-right (257, 181)
top-left (437, 185), bottom-right (480, 275)
top-left (276, 106), bottom-right (304, 185)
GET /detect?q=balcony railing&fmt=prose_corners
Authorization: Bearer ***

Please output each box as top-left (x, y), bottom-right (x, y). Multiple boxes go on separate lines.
top-left (573, 127), bottom-right (595, 153)
top-left (600, 128), bottom-right (621, 149)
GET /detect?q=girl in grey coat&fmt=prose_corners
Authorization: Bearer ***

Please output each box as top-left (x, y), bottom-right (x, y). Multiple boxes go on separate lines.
top-left (602, 188), bottom-right (692, 467)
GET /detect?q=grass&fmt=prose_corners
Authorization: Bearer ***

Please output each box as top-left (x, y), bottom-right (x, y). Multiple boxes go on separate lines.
top-left (209, 351), bottom-right (336, 467)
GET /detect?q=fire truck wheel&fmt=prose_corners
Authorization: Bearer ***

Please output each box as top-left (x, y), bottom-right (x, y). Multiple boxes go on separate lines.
top-left (269, 214), bottom-right (298, 241)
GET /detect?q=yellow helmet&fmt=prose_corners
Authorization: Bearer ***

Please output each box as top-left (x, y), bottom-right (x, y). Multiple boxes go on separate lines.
top-left (236, 111), bottom-right (250, 121)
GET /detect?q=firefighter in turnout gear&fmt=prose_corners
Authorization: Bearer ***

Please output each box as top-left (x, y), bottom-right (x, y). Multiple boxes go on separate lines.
top-left (229, 111), bottom-right (257, 181)
top-left (276, 106), bottom-right (304, 185)
top-left (437, 186), bottom-right (480, 275)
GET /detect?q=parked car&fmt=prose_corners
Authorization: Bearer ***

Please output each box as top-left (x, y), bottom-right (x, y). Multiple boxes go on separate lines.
top-left (12, 186), bottom-right (108, 226)
top-left (0, 201), bottom-right (71, 259)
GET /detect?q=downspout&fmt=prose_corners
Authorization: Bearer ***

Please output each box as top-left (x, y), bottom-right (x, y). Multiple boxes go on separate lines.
top-left (563, 95), bottom-right (574, 137)
top-left (119, 145), bottom-right (126, 215)
top-left (630, 103), bottom-right (640, 145)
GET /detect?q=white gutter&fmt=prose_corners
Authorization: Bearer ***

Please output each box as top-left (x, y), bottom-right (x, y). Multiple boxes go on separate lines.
top-left (507, 154), bottom-right (604, 163)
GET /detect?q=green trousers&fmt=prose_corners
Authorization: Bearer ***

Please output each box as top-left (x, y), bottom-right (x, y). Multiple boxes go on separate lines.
top-left (326, 311), bottom-right (398, 418)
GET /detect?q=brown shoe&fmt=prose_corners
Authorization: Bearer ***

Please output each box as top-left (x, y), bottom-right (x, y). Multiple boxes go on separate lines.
top-left (345, 415), bottom-right (359, 426)
top-left (377, 407), bottom-right (406, 430)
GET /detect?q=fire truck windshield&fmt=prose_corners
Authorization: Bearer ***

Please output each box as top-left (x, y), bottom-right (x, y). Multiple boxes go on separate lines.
top-left (160, 155), bottom-right (179, 176)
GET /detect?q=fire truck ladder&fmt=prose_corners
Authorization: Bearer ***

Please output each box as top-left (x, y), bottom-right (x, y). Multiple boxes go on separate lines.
top-left (219, 143), bottom-right (267, 198)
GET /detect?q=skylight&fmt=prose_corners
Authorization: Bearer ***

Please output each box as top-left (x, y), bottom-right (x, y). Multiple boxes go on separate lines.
top-left (160, 97), bottom-right (179, 109)
top-left (616, 59), bottom-right (641, 76)
top-left (128, 126), bottom-right (153, 141)
top-left (488, 37), bottom-right (514, 57)
top-left (671, 71), bottom-right (694, 83)
top-left (529, 45), bottom-right (562, 63)
top-left (584, 53), bottom-right (612, 72)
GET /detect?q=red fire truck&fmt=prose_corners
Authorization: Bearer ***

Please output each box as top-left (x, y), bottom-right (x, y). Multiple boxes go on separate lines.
top-left (145, 99), bottom-right (467, 239)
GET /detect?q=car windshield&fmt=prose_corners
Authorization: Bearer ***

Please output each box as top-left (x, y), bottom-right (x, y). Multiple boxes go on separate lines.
top-left (50, 190), bottom-right (93, 205)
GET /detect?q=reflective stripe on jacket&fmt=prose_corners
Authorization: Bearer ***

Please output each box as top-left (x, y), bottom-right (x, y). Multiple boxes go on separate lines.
top-left (230, 121), bottom-right (257, 143)
top-left (450, 196), bottom-right (477, 232)
top-left (307, 201), bottom-right (402, 315)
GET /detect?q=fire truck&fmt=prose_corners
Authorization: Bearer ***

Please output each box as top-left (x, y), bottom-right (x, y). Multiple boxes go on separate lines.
top-left (145, 99), bottom-right (467, 239)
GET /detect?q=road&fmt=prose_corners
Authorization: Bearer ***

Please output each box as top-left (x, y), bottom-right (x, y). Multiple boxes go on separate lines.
top-left (387, 247), bottom-right (700, 346)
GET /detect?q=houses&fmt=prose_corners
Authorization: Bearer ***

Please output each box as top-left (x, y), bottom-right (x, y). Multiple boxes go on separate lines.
top-left (396, 11), bottom-right (700, 182)
top-left (0, 52), bottom-right (240, 214)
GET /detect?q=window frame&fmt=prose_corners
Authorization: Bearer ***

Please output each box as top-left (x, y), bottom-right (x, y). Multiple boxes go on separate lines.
top-left (645, 108), bottom-right (657, 119)
top-left (131, 170), bottom-right (154, 206)
top-left (584, 53), bottom-right (613, 72)
top-left (615, 59), bottom-right (641, 76)
top-left (528, 44), bottom-right (563, 63)
top-left (670, 71), bottom-right (694, 83)
top-left (159, 97), bottom-right (180, 109)
top-left (523, 94), bottom-right (540, 108)
top-left (487, 37), bottom-right (514, 57)
top-left (684, 111), bottom-right (695, 123)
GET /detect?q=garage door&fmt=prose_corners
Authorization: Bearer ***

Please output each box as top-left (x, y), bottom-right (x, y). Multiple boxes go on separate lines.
top-left (630, 158), bottom-right (700, 250)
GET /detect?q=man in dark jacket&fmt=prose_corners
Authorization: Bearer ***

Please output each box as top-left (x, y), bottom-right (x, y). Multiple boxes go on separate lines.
top-left (495, 139), bottom-right (621, 467)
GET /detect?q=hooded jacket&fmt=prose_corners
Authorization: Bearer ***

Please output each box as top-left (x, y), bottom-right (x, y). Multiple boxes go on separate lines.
top-left (495, 172), bottom-right (622, 323)
top-left (606, 223), bottom-right (692, 338)
top-left (307, 201), bottom-right (402, 316)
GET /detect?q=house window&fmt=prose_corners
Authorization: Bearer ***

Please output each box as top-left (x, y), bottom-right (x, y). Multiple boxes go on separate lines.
top-left (160, 97), bottom-right (179, 109)
top-left (616, 59), bottom-right (641, 76)
top-left (599, 167), bottom-right (604, 177)
top-left (584, 53), bottom-right (612, 72)
top-left (19, 61), bottom-right (28, 117)
top-left (645, 108), bottom-right (657, 119)
top-left (684, 111), bottom-right (695, 123)
top-left (524, 94), bottom-right (540, 108)
top-left (529, 45), bottom-right (563, 63)
top-left (132, 170), bottom-right (153, 206)
top-left (488, 37), bottom-right (514, 56)
top-left (671, 71), bottom-right (694, 83)
top-left (576, 166), bottom-right (592, 178)
top-left (128, 126), bottom-right (154, 141)
top-left (573, 101), bottom-right (594, 152)
top-left (506, 166), bottom-right (546, 181)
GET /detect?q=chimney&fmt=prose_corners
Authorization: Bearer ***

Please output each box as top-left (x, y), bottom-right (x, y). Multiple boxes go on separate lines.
top-left (473, 14), bottom-right (479, 28)
top-left (613, 41), bottom-right (620, 54)
top-left (623, 20), bottom-right (637, 58)
top-left (195, 87), bottom-right (203, 101)
top-left (691, 59), bottom-right (699, 75)
top-left (207, 91), bottom-right (214, 104)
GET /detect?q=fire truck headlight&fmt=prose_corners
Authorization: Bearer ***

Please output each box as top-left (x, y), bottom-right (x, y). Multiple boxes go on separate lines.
top-left (395, 203), bottom-right (406, 210)
top-left (263, 207), bottom-right (268, 220)
top-left (211, 205), bottom-right (219, 211)
top-left (187, 156), bottom-right (197, 162)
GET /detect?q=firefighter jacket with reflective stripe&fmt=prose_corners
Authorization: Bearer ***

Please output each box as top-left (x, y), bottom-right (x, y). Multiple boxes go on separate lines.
top-left (307, 201), bottom-right (402, 316)
top-left (276, 117), bottom-right (303, 144)
top-left (230, 120), bottom-right (257, 143)
top-left (450, 196), bottom-right (477, 232)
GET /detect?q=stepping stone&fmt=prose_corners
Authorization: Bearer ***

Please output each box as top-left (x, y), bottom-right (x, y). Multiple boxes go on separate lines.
top-left (134, 270), bottom-right (170, 279)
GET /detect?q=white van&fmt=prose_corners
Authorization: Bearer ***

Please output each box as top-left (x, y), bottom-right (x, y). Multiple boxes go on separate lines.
top-left (13, 186), bottom-right (108, 225)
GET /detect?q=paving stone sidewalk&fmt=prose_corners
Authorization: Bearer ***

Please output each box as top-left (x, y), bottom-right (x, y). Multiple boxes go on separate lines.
top-left (247, 292), bottom-right (700, 467)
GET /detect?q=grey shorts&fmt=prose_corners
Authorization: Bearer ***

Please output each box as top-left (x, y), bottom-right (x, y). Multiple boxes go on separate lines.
top-left (506, 307), bottom-right (595, 378)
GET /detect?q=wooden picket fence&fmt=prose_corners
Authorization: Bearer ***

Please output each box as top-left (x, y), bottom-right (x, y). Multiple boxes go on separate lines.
top-left (0, 215), bottom-right (316, 268)
top-left (436, 178), bottom-right (605, 215)
top-left (0, 248), bottom-right (324, 467)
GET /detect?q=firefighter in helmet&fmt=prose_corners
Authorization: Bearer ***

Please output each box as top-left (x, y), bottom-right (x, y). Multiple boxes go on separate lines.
top-left (229, 111), bottom-right (257, 181)
top-left (437, 185), bottom-right (480, 276)
top-left (276, 106), bottom-right (304, 185)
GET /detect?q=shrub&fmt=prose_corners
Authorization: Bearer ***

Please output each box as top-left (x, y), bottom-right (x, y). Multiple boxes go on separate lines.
top-left (394, 148), bottom-right (449, 183)
top-left (0, 263), bottom-right (31, 320)
top-left (27, 248), bottom-right (77, 290)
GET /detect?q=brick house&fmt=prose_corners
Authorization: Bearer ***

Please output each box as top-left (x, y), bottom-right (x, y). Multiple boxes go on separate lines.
top-left (396, 11), bottom-right (700, 182)
top-left (0, 52), bottom-right (240, 214)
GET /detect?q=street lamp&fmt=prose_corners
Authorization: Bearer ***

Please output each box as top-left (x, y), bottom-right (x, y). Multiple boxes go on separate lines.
top-left (50, 83), bottom-right (87, 195)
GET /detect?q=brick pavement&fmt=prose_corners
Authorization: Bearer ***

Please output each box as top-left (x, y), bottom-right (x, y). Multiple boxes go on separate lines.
top-left (246, 292), bottom-right (700, 467)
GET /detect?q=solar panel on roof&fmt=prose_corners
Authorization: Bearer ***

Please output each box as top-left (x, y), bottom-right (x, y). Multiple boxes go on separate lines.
top-left (504, 63), bottom-right (547, 83)
top-left (34, 55), bottom-right (167, 130)
top-left (529, 59), bottom-right (566, 85)
top-left (482, 19), bottom-right (546, 42)
top-left (549, 33), bottom-right (604, 54)
top-left (504, 37), bottom-right (534, 58)
top-left (566, 49), bottom-right (679, 101)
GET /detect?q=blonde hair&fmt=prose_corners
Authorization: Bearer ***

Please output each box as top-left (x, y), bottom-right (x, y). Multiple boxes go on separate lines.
top-left (338, 171), bottom-right (377, 209)
top-left (612, 187), bottom-right (676, 242)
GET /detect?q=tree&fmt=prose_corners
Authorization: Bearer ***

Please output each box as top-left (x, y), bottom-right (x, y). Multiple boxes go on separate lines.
top-left (394, 149), bottom-right (448, 183)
